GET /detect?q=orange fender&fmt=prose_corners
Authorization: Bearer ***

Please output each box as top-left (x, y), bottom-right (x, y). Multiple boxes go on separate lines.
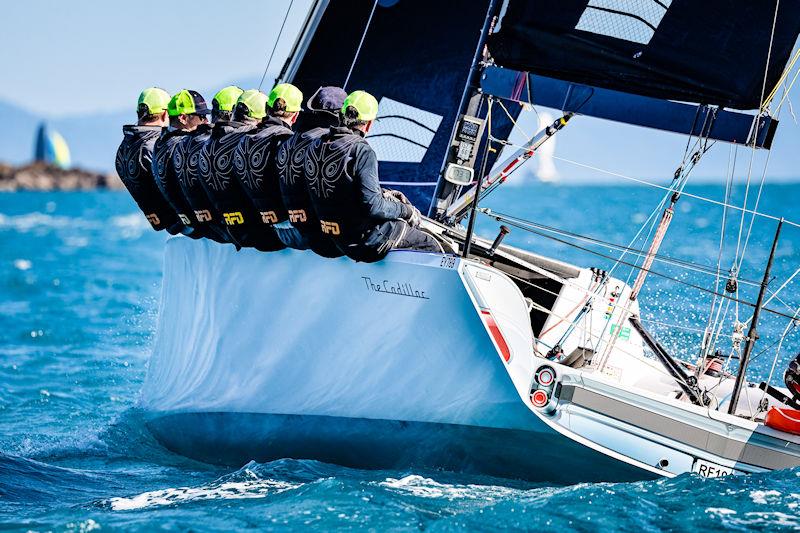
top-left (765, 407), bottom-right (800, 435)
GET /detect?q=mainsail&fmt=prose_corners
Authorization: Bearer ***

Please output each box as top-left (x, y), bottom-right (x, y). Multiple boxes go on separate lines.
top-left (487, 0), bottom-right (800, 110)
top-left (280, 0), bottom-right (500, 213)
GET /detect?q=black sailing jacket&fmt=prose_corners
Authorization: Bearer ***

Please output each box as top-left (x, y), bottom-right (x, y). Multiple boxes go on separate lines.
top-left (115, 125), bottom-right (181, 233)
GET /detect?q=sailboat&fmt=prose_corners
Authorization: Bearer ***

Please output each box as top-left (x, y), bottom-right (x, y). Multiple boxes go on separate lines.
top-left (140, 0), bottom-right (800, 483)
top-left (34, 122), bottom-right (71, 169)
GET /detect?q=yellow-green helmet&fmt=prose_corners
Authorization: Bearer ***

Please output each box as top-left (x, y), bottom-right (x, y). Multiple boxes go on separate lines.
top-left (342, 90), bottom-right (379, 121)
top-left (236, 89), bottom-right (269, 119)
top-left (213, 86), bottom-right (244, 112)
top-left (167, 90), bottom-right (210, 117)
top-left (268, 83), bottom-right (303, 113)
top-left (137, 87), bottom-right (170, 115)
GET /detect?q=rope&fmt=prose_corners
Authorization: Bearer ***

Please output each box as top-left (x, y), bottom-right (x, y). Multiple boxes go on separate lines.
top-left (480, 210), bottom-right (762, 285)
top-left (764, 48), bottom-right (800, 108)
top-left (700, 144), bottom-right (737, 364)
top-left (479, 211), bottom-right (800, 322)
top-left (754, 307), bottom-right (800, 418)
top-left (630, 206), bottom-right (674, 300)
top-left (758, 0), bottom-right (783, 113)
top-left (258, 0), bottom-right (295, 90)
top-left (548, 155), bottom-right (800, 230)
top-left (343, 0), bottom-right (379, 90)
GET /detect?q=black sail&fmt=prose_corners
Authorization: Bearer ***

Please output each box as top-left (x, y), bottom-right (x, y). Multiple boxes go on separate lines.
top-left (487, 0), bottom-right (800, 110)
top-left (283, 0), bottom-right (495, 213)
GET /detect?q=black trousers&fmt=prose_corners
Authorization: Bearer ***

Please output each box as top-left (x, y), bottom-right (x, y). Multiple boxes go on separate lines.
top-left (343, 220), bottom-right (440, 262)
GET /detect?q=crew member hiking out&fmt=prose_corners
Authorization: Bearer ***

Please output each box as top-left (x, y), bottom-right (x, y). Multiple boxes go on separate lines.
top-left (199, 89), bottom-right (284, 251)
top-left (152, 89), bottom-right (210, 239)
top-left (277, 86), bottom-right (347, 257)
top-left (173, 86), bottom-right (244, 244)
top-left (115, 87), bottom-right (182, 234)
top-left (304, 90), bottom-right (440, 262)
top-left (234, 83), bottom-right (303, 249)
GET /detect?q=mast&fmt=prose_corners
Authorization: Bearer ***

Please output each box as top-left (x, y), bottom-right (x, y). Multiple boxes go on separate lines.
top-left (728, 218), bottom-right (783, 415)
top-left (430, 0), bottom-right (503, 217)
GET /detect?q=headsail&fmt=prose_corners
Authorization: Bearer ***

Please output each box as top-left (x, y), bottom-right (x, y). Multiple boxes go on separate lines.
top-left (487, 0), bottom-right (800, 110)
top-left (280, 0), bottom-right (497, 213)
top-left (33, 122), bottom-right (71, 169)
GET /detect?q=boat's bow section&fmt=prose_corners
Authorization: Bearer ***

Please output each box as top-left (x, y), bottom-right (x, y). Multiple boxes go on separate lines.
top-left (142, 237), bottom-right (524, 421)
top-left (141, 238), bottom-right (548, 471)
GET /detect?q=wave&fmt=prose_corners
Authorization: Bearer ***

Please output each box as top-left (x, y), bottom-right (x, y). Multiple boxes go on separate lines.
top-left (98, 461), bottom-right (301, 511)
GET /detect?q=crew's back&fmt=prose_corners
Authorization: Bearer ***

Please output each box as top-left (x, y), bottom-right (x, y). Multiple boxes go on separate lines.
top-left (233, 84), bottom-right (300, 248)
top-left (152, 90), bottom-right (210, 238)
top-left (304, 90), bottom-right (438, 262)
top-left (173, 86), bottom-right (244, 244)
top-left (278, 86), bottom-right (347, 257)
top-left (115, 87), bottom-right (182, 234)
top-left (198, 89), bottom-right (284, 251)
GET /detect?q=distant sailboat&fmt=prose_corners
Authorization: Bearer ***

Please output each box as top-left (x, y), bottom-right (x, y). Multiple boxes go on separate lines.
top-left (33, 122), bottom-right (71, 169)
top-left (533, 110), bottom-right (558, 182)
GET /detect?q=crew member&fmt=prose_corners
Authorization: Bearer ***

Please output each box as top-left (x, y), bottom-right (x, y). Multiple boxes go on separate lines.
top-left (199, 89), bottom-right (284, 251)
top-left (304, 90), bottom-right (439, 262)
top-left (115, 87), bottom-right (182, 234)
top-left (173, 86), bottom-right (244, 244)
top-left (234, 83), bottom-right (303, 249)
top-left (152, 89), bottom-right (210, 238)
top-left (277, 86), bottom-right (347, 257)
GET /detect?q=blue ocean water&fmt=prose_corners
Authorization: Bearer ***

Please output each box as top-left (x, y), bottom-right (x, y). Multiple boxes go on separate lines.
top-left (2, 186), bottom-right (800, 531)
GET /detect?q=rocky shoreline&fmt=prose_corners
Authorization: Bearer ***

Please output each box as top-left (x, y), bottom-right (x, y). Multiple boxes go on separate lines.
top-left (0, 162), bottom-right (123, 191)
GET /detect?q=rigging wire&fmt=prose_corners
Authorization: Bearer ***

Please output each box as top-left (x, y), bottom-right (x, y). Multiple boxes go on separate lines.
top-left (479, 210), bottom-right (800, 322)
top-left (478, 209), bottom-right (762, 285)
top-left (700, 144), bottom-right (738, 362)
top-left (257, 0), bottom-right (296, 90)
top-left (343, 0), bottom-right (379, 90)
top-left (547, 155), bottom-right (800, 230)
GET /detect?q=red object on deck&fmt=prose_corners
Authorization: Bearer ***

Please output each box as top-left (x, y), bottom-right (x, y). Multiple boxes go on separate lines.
top-left (765, 407), bottom-right (800, 435)
top-left (480, 309), bottom-right (511, 362)
top-left (531, 390), bottom-right (549, 408)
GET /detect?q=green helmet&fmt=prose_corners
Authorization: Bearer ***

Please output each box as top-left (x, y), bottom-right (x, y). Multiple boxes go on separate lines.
top-left (268, 83), bottom-right (303, 113)
top-left (213, 85), bottom-right (244, 112)
top-left (137, 87), bottom-right (170, 115)
top-left (236, 89), bottom-right (269, 119)
top-left (167, 89), bottom-right (210, 117)
top-left (342, 90), bottom-right (379, 121)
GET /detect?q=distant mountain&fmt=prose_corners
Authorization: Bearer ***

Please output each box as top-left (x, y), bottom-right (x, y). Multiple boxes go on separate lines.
top-left (0, 76), bottom-right (265, 173)
top-left (0, 101), bottom-right (41, 166)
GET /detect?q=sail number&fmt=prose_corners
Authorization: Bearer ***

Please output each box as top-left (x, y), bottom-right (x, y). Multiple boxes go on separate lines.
top-left (440, 256), bottom-right (457, 269)
top-left (692, 459), bottom-right (734, 478)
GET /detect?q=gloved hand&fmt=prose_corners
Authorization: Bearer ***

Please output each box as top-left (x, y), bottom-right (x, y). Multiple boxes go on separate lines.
top-left (407, 206), bottom-right (422, 227)
top-left (383, 189), bottom-right (411, 205)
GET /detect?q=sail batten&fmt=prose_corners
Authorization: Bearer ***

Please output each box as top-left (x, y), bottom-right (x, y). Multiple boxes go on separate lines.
top-left (284, 0), bottom-right (496, 213)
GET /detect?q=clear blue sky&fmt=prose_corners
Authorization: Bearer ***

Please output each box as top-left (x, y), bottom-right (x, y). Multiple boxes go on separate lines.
top-left (0, 0), bottom-right (308, 116)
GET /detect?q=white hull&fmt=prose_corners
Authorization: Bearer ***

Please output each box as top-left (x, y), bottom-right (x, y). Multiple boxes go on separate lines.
top-left (141, 237), bottom-right (800, 482)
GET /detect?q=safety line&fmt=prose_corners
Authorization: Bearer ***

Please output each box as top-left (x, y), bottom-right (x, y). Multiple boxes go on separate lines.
top-left (258, 0), bottom-right (295, 90)
top-left (343, 0), bottom-right (379, 90)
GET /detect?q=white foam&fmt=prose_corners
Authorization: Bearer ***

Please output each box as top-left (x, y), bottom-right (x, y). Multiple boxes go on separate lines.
top-left (705, 507), bottom-right (737, 516)
top-left (0, 212), bottom-right (98, 232)
top-left (750, 489), bottom-right (781, 505)
top-left (111, 213), bottom-right (151, 240)
top-left (105, 471), bottom-right (300, 511)
top-left (13, 259), bottom-right (32, 271)
top-left (377, 475), bottom-right (516, 501)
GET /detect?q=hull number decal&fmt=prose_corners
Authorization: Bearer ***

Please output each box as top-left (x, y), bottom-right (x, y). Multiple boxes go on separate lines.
top-left (692, 459), bottom-right (734, 478)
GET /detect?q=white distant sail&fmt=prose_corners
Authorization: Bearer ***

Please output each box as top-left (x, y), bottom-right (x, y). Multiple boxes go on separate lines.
top-left (535, 110), bottom-right (558, 183)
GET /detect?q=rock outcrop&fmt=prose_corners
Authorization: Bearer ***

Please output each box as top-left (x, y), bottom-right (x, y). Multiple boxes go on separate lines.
top-left (0, 162), bottom-right (123, 191)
